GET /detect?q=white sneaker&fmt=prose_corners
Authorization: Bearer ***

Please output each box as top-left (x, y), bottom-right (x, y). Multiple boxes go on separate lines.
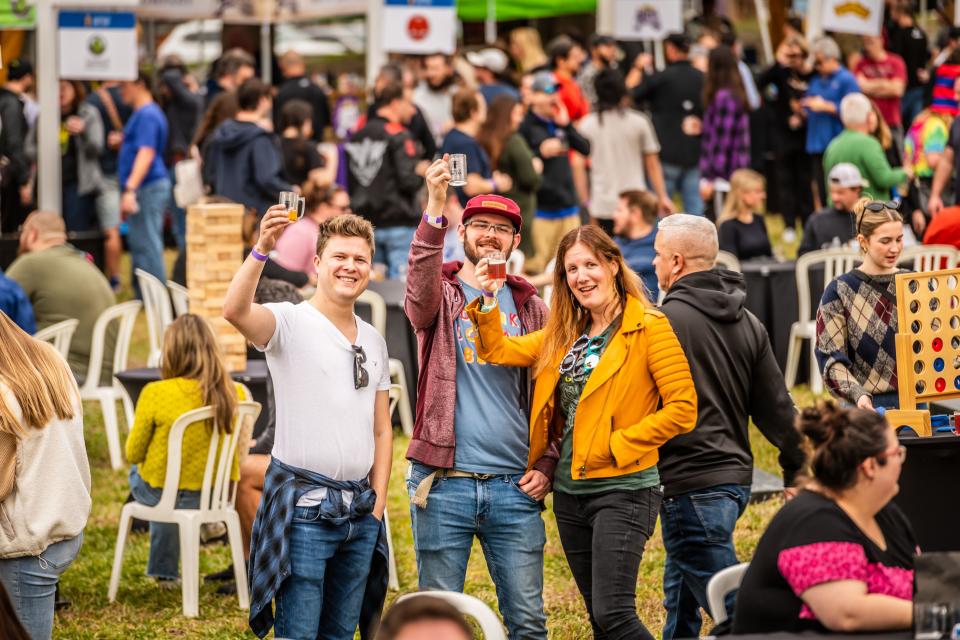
top-left (782, 228), bottom-right (797, 243)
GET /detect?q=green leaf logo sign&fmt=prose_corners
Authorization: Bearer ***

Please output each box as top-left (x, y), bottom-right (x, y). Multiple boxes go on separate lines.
top-left (11, 0), bottom-right (29, 18)
top-left (88, 35), bottom-right (106, 56)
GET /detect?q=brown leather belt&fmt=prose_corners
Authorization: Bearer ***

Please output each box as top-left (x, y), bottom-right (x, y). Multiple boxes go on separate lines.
top-left (410, 468), bottom-right (499, 509)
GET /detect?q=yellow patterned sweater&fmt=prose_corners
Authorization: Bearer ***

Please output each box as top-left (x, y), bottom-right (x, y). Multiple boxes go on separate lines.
top-left (125, 378), bottom-right (247, 491)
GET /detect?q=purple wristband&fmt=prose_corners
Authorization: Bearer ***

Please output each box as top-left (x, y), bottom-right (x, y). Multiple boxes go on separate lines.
top-left (250, 248), bottom-right (268, 262)
top-left (423, 211), bottom-right (445, 225)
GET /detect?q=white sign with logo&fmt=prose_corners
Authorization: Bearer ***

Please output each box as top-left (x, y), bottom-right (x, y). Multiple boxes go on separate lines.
top-left (382, 0), bottom-right (456, 55)
top-left (612, 0), bottom-right (683, 41)
top-left (58, 11), bottom-right (137, 81)
top-left (821, 0), bottom-right (883, 36)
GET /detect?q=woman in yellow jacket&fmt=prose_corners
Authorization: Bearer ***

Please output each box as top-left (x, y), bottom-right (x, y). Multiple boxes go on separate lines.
top-left (125, 314), bottom-right (246, 587)
top-left (469, 225), bottom-right (697, 639)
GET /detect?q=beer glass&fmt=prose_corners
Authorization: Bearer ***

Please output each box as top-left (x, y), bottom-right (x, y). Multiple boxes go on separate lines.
top-left (280, 191), bottom-right (304, 221)
top-left (486, 251), bottom-right (507, 280)
top-left (449, 154), bottom-right (467, 187)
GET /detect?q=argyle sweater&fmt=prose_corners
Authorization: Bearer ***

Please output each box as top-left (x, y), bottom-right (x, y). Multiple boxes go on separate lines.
top-left (815, 269), bottom-right (905, 404)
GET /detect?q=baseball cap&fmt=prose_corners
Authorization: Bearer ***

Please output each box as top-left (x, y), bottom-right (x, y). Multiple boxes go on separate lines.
top-left (7, 59), bottom-right (33, 81)
top-left (465, 48), bottom-right (509, 74)
top-left (531, 71), bottom-right (558, 94)
top-left (462, 194), bottom-right (523, 231)
top-left (828, 163), bottom-right (867, 188)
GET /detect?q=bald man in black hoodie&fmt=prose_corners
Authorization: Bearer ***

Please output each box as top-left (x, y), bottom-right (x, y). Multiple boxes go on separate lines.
top-left (652, 213), bottom-right (805, 639)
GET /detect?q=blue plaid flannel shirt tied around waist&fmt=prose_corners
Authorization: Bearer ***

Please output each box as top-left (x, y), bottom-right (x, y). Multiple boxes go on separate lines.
top-left (248, 457), bottom-right (382, 638)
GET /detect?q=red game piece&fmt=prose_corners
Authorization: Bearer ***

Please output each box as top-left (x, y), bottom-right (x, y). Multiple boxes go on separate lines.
top-left (933, 337), bottom-right (944, 352)
top-left (936, 377), bottom-right (947, 392)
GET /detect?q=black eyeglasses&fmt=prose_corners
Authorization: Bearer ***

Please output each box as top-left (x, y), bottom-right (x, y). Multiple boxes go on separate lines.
top-left (352, 345), bottom-right (369, 390)
top-left (857, 200), bottom-right (900, 236)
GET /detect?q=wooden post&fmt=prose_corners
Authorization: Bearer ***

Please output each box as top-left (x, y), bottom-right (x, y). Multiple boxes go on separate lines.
top-left (186, 202), bottom-right (247, 373)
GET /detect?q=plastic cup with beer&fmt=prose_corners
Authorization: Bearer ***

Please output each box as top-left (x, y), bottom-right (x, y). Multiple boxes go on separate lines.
top-left (280, 191), bottom-right (304, 221)
top-left (486, 250), bottom-right (507, 281)
top-left (449, 154), bottom-right (467, 187)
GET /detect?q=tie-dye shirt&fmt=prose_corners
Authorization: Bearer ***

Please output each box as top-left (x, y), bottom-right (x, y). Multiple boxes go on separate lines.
top-left (904, 109), bottom-right (952, 179)
top-left (733, 490), bottom-right (917, 634)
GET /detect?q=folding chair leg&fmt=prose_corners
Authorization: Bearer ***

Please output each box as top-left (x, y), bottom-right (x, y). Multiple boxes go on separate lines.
top-left (108, 508), bottom-right (134, 601)
top-left (179, 522), bottom-right (201, 618)
top-left (390, 360), bottom-right (415, 437)
top-left (225, 514), bottom-right (250, 609)
top-left (809, 343), bottom-right (824, 395)
top-left (383, 511), bottom-right (399, 591)
top-left (98, 389), bottom-right (123, 470)
top-left (784, 328), bottom-right (802, 390)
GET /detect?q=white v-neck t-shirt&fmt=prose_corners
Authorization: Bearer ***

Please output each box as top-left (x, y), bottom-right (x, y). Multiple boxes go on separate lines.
top-left (261, 301), bottom-right (391, 504)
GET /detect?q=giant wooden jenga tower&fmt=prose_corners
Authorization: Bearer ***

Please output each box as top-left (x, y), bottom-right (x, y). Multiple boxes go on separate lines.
top-left (186, 203), bottom-right (247, 372)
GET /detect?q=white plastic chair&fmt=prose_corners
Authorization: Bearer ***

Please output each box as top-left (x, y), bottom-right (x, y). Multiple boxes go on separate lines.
top-left (136, 269), bottom-right (174, 367)
top-left (506, 250), bottom-right (525, 275)
top-left (899, 244), bottom-right (959, 272)
top-left (356, 289), bottom-right (414, 437)
top-left (108, 401), bottom-right (261, 617)
top-left (784, 248), bottom-right (860, 393)
top-left (383, 384), bottom-right (405, 591)
top-left (34, 318), bottom-right (79, 360)
top-left (714, 250), bottom-right (742, 273)
top-left (396, 591), bottom-right (506, 640)
top-left (713, 178), bottom-right (731, 215)
top-left (706, 562), bottom-right (749, 624)
top-left (542, 258), bottom-right (557, 307)
top-left (167, 281), bottom-right (189, 318)
top-left (78, 301), bottom-right (141, 470)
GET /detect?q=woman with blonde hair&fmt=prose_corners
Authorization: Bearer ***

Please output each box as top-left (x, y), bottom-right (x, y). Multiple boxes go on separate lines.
top-left (816, 198), bottom-right (906, 411)
top-left (469, 225), bottom-right (697, 639)
top-left (126, 313), bottom-right (246, 587)
top-left (509, 27), bottom-right (548, 73)
top-left (717, 168), bottom-right (773, 261)
top-left (0, 312), bottom-right (91, 640)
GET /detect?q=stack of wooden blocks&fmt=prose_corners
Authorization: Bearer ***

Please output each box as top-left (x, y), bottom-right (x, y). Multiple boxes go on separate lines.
top-left (186, 203), bottom-right (247, 373)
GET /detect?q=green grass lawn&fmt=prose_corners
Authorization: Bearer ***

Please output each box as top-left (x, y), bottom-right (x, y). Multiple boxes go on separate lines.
top-left (51, 250), bottom-right (821, 638)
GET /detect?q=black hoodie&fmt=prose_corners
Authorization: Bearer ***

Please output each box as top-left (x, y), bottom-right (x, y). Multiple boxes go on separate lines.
top-left (203, 120), bottom-right (292, 215)
top-left (658, 268), bottom-right (804, 497)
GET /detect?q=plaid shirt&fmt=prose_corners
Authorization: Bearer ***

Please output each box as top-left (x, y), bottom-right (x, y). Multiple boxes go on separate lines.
top-left (699, 88), bottom-right (751, 181)
top-left (248, 457), bottom-right (386, 638)
top-left (815, 270), bottom-right (902, 404)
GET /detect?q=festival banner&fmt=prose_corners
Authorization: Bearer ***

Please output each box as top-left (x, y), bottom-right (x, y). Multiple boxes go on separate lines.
top-left (382, 0), bottom-right (456, 55)
top-left (59, 11), bottom-right (137, 81)
top-left (612, 0), bottom-right (683, 41)
top-left (821, 0), bottom-right (883, 36)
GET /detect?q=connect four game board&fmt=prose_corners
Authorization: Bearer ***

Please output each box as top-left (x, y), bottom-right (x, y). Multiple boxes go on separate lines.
top-left (885, 268), bottom-right (960, 437)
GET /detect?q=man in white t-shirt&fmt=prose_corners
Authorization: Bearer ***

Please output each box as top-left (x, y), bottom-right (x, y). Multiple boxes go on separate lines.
top-left (224, 209), bottom-right (393, 640)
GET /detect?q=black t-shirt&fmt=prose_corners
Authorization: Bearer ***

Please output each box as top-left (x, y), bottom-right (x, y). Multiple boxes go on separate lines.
top-left (718, 215), bottom-right (773, 261)
top-left (887, 22), bottom-right (930, 88)
top-left (798, 207), bottom-right (857, 255)
top-left (631, 60), bottom-right (704, 167)
top-left (733, 490), bottom-right (917, 634)
top-left (281, 137), bottom-right (324, 188)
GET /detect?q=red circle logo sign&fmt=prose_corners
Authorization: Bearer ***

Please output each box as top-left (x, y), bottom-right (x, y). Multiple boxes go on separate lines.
top-left (408, 14), bottom-right (429, 41)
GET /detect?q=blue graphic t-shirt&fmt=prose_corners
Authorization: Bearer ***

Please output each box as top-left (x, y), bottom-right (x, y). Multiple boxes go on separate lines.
top-left (453, 279), bottom-right (529, 474)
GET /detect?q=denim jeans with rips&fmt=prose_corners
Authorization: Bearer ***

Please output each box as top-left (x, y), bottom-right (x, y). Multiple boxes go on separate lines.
top-left (660, 484), bottom-right (751, 639)
top-left (407, 462), bottom-right (548, 640)
top-left (273, 504), bottom-right (380, 640)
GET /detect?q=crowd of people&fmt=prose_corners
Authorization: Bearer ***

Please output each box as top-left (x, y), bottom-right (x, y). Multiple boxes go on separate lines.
top-left (0, 5), bottom-right (951, 640)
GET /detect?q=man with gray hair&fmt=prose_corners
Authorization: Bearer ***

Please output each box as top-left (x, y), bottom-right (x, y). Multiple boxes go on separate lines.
top-left (803, 36), bottom-right (860, 207)
top-left (653, 214), bottom-right (804, 639)
top-left (823, 92), bottom-right (908, 201)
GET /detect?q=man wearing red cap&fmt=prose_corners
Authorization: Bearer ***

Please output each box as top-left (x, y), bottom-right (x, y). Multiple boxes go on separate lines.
top-left (403, 154), bottom-right (551, 639)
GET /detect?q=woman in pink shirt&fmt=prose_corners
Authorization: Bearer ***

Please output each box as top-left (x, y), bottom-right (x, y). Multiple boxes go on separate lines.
top-left (272, 183), bottom-right (351, 274)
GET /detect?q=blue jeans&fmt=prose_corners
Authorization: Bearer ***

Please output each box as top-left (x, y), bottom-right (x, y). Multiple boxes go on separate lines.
top-left (274, 504), bottom-right (380, 640)
top-left (375, 226), bottom-right (416, 279)
top-left (902, 86), bottom-right (924, 131)
top-left (127, 177), bottom-right (170, 297)
top-left (62, 181), bottom-right (99, 232)
top-left (128, 466), bottom-right (200, 580)
top-left (661, 163), bottom-right (704, 216)
top-left (407, 463), bottom-right (548, 640)
top-left (0, 534), bottom-right (83, 640)
top-left (660, 484), bottom-right (751, 639)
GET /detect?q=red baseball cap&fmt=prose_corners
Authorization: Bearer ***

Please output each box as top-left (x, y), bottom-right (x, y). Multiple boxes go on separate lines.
top-left (461, 194), bottom-right (523, 231)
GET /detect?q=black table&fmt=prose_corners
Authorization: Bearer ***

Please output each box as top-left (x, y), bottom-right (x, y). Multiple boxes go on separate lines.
top-left (357, 279), bottom-right (418, 409)
top-left (0, 230), bottom-right (106, 272)
top-left (115, 361), bottom-right (270, 440)
top-left (719, 633), bottom-right (909, 639)
top-left (895, 433), bottom-right (960, 552)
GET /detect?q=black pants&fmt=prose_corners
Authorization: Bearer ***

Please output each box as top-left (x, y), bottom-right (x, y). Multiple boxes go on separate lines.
top-left (811, 152), bottom-right (828, 212)
top-left (553, 487), bottom-right (663, 640)
top-left (777, 146), bottom-right (814, 229)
